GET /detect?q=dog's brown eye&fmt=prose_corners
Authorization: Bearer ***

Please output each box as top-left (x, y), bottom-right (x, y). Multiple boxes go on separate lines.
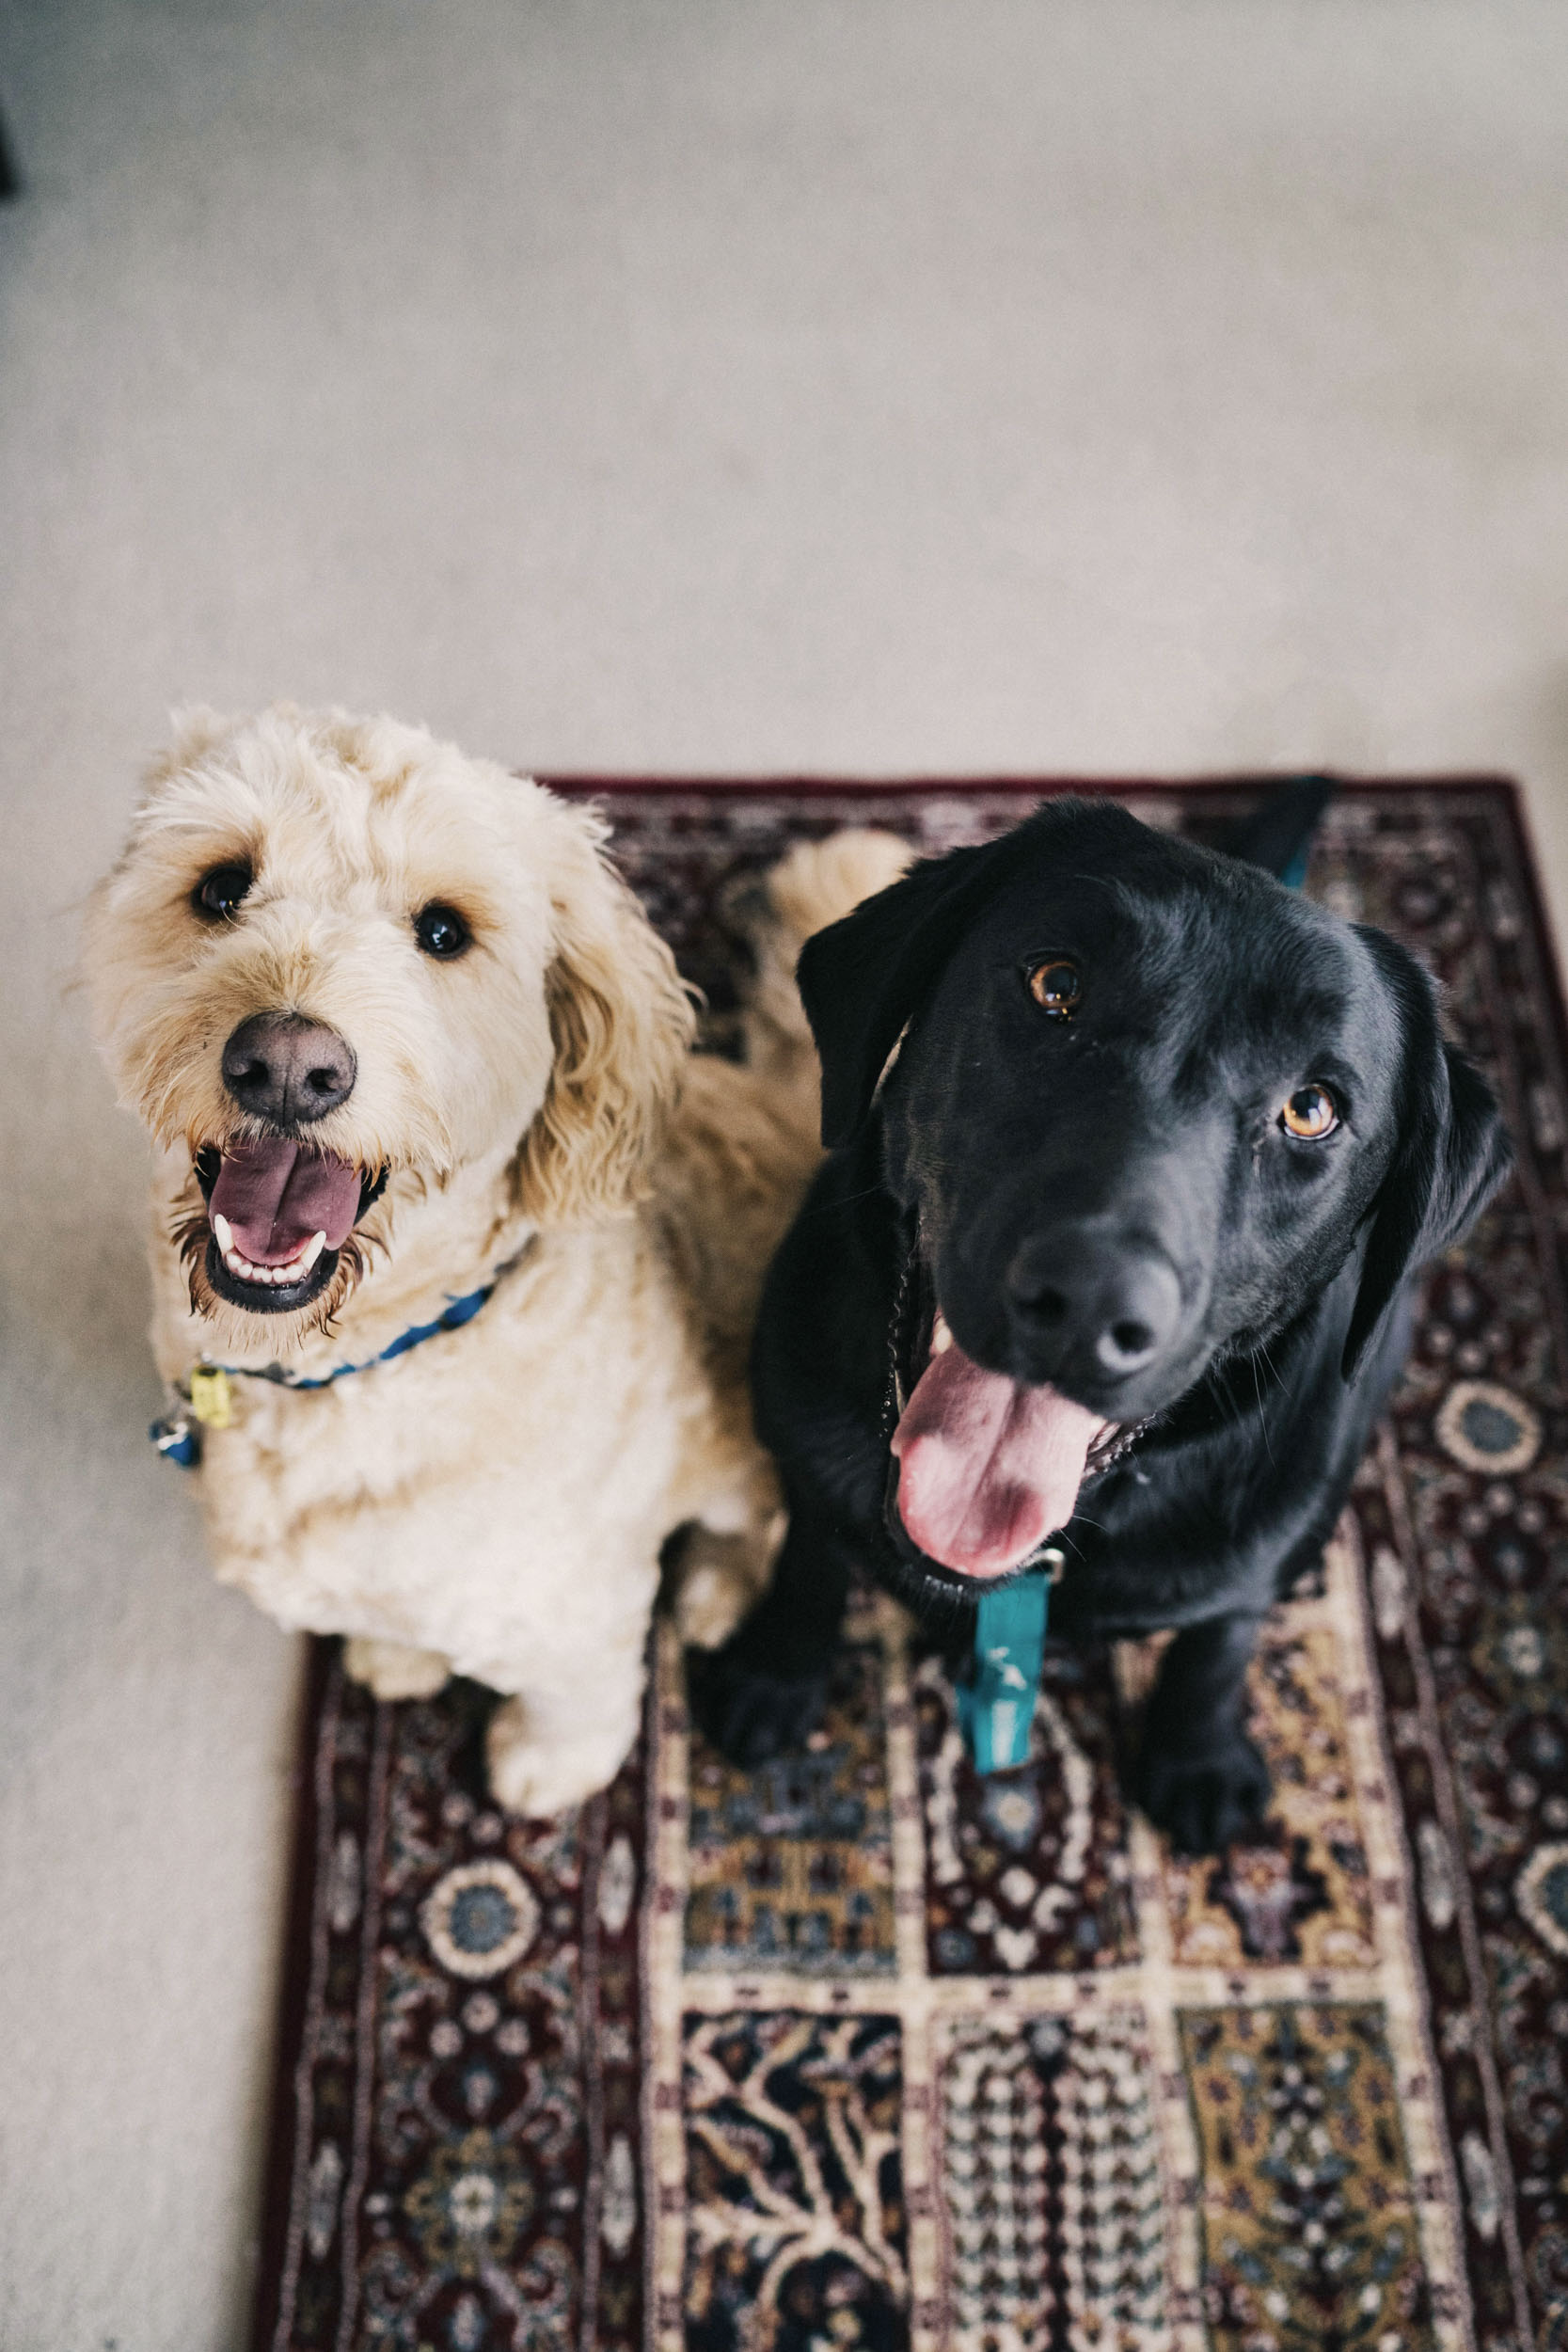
top-left (192, 863), bottom-right (252, 920)
top-left (1026, 958), bottom-right (1081, 1019)
top-left (414, 902), bottom-right (470, 959)
top-left (1281, 1085), bottom-right (1338, 1139)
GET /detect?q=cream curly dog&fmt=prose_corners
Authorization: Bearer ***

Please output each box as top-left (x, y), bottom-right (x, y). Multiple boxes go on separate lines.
top-left (85, 707), bottom-right (906, 1814)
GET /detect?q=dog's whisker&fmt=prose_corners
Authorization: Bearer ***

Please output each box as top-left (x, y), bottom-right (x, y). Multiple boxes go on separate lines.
top-left (1249, 1351), bottom-right (1275, 1464)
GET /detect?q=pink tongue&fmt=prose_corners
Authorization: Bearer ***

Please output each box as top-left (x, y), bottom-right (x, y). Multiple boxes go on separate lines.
top-left (208, 1138), bottom-right (363, 1265)
top-left (890, 1331), bottom-right (1106, 1578)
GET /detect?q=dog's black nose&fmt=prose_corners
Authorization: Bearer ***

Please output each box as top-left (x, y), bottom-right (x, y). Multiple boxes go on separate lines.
top-left (1006, 1230), bottom-right (1182, 1383)
top-left (221, 1011), bottom-right (356, 1126)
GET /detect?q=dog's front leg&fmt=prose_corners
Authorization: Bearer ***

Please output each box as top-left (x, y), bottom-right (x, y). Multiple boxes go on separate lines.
top-left (668, 1523), bottom-right (780, 1652)
top-left (1133, 1611), bottom-right (1272, 1855)
top-left (484, 1646), bottom-right (648, 1819)
top-left (343, 1636), bottom-right (452, 1702)
top-left (684, 1499), bottom-right (855, 1767)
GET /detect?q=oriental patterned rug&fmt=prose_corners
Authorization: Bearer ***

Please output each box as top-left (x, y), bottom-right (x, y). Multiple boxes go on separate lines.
top-left (253, 778), bottom-right (1568, 2352)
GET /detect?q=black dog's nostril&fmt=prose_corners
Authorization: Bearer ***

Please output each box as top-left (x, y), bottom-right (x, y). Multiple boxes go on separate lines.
top-left (221, 1011), bottom-right (356, 1127)
top-left (1089, 1263), bottom-right (1180, 1374)
top-left (1008, 1231), bottom-right (1182, 1385)
top-left (1097, 1317), bottom-right (1159, 1373)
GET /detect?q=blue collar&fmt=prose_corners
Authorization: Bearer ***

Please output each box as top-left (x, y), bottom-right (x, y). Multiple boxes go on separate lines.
top-left (227, 1266), bottom-right (511, 1391)
top-left (150, 1243), bottom-right (531, 1465)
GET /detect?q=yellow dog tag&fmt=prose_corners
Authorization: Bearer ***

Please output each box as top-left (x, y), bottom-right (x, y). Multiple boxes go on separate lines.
top-left (188, 1366), bottom-right (234, 1428)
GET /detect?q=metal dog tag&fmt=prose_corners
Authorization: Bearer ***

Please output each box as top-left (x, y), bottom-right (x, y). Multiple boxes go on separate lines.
top-left (188, 1365), bottom-right (234, 1427)
top-left (150, 1405), bottom-right (201, 1468)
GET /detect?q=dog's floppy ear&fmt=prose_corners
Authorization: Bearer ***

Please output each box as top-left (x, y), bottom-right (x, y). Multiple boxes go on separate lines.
top-left (1341, 927), bottom-right (1512, 1380)
top-left (512, 803), bottom-right (697, 1222)
top-left (798, 832), bottom-right (1016, 1147)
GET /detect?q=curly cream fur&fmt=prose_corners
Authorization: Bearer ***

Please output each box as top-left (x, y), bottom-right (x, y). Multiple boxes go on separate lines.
top-left (510, 803), bottom-right (697, 1224)
top-left (84, 706), bottom-right (907, 1814)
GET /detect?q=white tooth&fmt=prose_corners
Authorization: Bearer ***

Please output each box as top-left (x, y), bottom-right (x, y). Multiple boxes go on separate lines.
top-left (299, 1230), bottom-right (326, 1270)
top-left (931, 1314), bottom-right (953, 1355)
top-left (212, 1213), bottom-right (233, 1254)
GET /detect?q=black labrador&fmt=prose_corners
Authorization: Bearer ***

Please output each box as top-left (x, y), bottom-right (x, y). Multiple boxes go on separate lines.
top-left (689, 790), bottom-right (1511, 1853)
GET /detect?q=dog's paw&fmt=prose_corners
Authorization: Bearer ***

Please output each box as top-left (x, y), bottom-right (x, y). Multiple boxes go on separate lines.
top-left (686, 1640), bottom-right (827, 1767)
top-left (342, 1637), bottom-right (451, 1702)
top-left (1135, 1733), bottom-right (1273, 1856)
top-left (484, 1697), bottom-right (628, 1819)
top-left (670, 1528), bottom-right (774, 1651)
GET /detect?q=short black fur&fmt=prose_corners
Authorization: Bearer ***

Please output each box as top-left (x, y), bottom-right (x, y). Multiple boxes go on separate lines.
top-left (689, 788), bottom-right (1512, 1853)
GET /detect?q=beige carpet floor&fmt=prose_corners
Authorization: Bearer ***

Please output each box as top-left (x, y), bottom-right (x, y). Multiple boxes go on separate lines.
top-left (3, 4), bottom-right (1568, 2344)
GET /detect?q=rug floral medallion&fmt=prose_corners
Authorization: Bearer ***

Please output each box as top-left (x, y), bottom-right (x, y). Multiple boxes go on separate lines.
top-left (255, 780), bottom-right (1568, 2352)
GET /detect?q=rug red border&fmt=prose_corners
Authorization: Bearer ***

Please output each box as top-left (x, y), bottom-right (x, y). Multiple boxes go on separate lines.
top-left (541, 768), bottom-right (1514, 801)
top-left (253, 1636), bottom-right (337, 2352)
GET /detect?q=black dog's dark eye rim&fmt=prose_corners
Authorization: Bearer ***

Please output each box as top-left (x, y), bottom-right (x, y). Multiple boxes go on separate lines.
top-left (413, 902), bottom-right (472, 959)
top-left (1023, 956), bottom-right (1083, 1016)
top-left (191, 862), bottom-right (254, 921)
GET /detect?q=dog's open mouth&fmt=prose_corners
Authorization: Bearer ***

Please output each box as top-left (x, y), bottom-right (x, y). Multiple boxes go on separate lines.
top-left (193, 1138), bottom-right (386, 1315)
top-left (882, 1248), bottom-right (1136, 1583)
